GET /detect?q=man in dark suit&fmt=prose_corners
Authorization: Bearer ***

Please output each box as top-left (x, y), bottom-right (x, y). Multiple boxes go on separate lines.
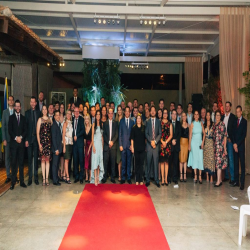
top-left (69, 87), bottom-right (82, 107)
top-left (231, 105), bottom-right (247, 190)
top-left (119, 106), bottom-right (135, 184)
top-left (2, 95), bottom-right (15, 183)
top-left (51, 110), bottom-right (63, 185)
top-left (145, 106), bottom-right (161, 188)
top-left (102, 108), bottom-right (118, 184)
top-left (90, 106), bottom-right (96, 124)
top-left (222, 101), bottom-right (236, 183)
top-left (36, 91), bottom-right (45, 112)
top-left (169, 109), bottom-right (181, 184)
top-left (72, 107), bottom-right (85, 183)
top-left (25, 96), bottom-right (41, 186)
top-left (8, 100), bottom-right (27, 190)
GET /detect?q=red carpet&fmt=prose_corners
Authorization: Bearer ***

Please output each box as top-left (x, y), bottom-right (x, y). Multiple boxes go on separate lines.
top-left (59, 184), bottom-right (170, 250)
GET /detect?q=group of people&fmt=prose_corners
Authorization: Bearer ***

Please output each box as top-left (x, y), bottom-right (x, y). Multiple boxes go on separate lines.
top-left (2, 87), bottom-right (247, 191)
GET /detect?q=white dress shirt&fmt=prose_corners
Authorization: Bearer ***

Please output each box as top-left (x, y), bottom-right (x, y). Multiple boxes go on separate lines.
top-left (74, 118), bottom-right (78, 136)
top-left (223, 112), bottom-right (230, 131)
top-left (125, 117), bottom-right (129, 128)
top-left (109, 119), bottom-right (112, 143)
top-left (9, 107), bottom-right (13, 116)
top-left (187, 113), bottom-right (192, 125)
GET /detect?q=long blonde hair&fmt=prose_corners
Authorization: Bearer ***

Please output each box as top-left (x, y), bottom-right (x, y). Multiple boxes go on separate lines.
top-left (115, 105), bottom-right (123, 121)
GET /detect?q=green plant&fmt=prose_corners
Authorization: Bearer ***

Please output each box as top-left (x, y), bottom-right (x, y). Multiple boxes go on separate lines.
top-left (202, 76), bottom-right (223, 112)
top-left (82, 59), bottom-right (126, 110)
top-left (239, 70), bottom-right (250, 120)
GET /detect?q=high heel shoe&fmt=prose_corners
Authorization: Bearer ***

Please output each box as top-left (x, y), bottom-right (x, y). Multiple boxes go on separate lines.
top-left (180, 173), bottom-right (183, 182)
top-left (199, 175), bottom-right (202, 184)
top-left (214, 182), bottom-right (222, 187)
top-left (45, 178), bottom-right (49, 186)
top-left (184, 173), bottom-right (187, 182)
top-left (194, 174), bottom-right (197, 183)
top-left (42, 179), bottom-right (46, 186)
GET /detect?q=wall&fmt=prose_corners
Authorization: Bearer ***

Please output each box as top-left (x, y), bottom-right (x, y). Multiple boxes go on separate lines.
top-left (122, 89), bottom-right (185, 110)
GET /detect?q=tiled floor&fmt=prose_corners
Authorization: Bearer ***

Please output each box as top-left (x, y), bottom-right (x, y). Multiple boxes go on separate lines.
top-left (0, 174), bottom-right (249, 250)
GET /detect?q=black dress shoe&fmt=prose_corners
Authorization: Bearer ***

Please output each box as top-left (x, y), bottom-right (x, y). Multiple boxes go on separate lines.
top-left (101, 179), bottom-right (106, 184)
top-left (20, 183), bottom-right (27, 188)
top-left (5, 178), bottom-right (11, 184)
top-left (174, 181), bottom-right (178, 185)
top-left (127, 180), bottom-right (132, 184)
top-left (10, 184), bottom-right (15, 190)
top-left (229, 180), bottom-right (234, 185)
top-left (111, 179), bottom-right (116, 184)
top-left (120, 180), bottom-right (125, 184)
top-left (145, 182), bottom-right (150, 187)
top-left (80, 180), bottom-right (83, 184)
top-left (230, 182), bottom-right (239, 187)
top-left (35, 180), bottom-right (39, 185)
top-left (53, 182), bottom-right (61, 186)
top-left (74, 179), bottom-right (79, 183)
top-left (16, 179), bottom-right (19, 184)
top-left (240, 185), bottom-right (245, 190)
top-left (28, 180), bottom-right (32, 186)
top-left (156, 183), bottom-right (160, 188)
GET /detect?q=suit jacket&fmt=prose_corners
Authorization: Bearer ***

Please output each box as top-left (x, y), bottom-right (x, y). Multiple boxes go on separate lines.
top-left (36, 101), bottom-right (45, 112)
top-left (69, 96), bottom-right (82, 107)
top-left (145, 117), bottom-right (161, 151)
top-left (171, 120), bottom-right (181, 152)
top-left (221, 113), bottom-right (236, 141)
top-left (2, 108), bottom-right (13, 142)
top-left (103, 119), bottom-right (118, 151)
top-left (8, 113), bottom-right (27, 148)
top-left (51, 121), bottom-right (63, 154)
top-left (72, 116), bottom-right (85, 148)
top-left (25, 109), bottom-right (41, 144)
top-left (232, 117), bottom-right (247, 152)
top-left (119, 117), bottom-right (134, 149)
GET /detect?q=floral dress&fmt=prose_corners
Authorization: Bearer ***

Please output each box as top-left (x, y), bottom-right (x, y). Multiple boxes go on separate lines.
top-left (159, 120), bottom-right (171, 163)
top-left (39, 117), bottom-right (52, 160)
top-left (212, 121), bottom-right (228, 170)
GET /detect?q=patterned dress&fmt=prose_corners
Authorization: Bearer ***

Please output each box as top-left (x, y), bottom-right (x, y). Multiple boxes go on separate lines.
top-left (39, 117), bottom-right (52, 159)
top-left (159, 120), bottom-right (171, 163)
top-left (212, 121), bottom-right (228, 170)
top-left (203, 126), bottom-right (215, 174)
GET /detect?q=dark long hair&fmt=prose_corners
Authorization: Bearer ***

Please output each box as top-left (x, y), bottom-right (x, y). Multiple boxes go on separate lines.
top-left (94, 110), bottom-right (103, 133)
top-left (204, 110), bottom-right (213, 129)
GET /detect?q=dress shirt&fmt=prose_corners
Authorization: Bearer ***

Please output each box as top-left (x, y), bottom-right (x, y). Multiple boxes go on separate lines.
top-left (39, 101), bottom-right (43, 111)
top-left (125, 117), bottom-right (129, 128)
top-left (223, 112), bottom-right (230, 131)
top-left (9, 108), bottom-right (13, 116)
top-left (187, 113), bottom-right (192, 124)
top-left (74, 97), bottom-right (77, 103)
top-left (74, 118), bottom-right (78, 136)
top-left (211, 112), bottom-right (215, 122)
top-left (237, 116), bottom-right (242, 126)
top-left (109, 119), bottom-right (112, 143)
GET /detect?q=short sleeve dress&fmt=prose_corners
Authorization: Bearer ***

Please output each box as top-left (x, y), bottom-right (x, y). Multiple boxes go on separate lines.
top-left (159, 120), bottom-right (171, 163)
top-left (39, 118), bottom-right (52, 160)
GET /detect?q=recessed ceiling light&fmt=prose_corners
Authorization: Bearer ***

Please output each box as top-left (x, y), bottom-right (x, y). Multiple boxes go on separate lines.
top-left (158, 21), bottom-right (161, 25)
top-left (103, 19), bottom-right (106, 24)
top-left (153, 21), bottom-right (157, 25)
top-left (59, 30), bottom-right (67, 37)
top-left (98, 19), bottom-right (101, 24)
top-left (162, 20), bottom-right (166, 25)
top-left (46, 30), bottom-right (53, 37)
top-left (94, 19), bottom-right (97, 24)
top-left (149, 20), bottom-right (152, 25)
top-left (112, 19), bottom-right (115, 25)
top-left (140, 20), bottom-right (143, 25)
top-left (108, 20), bottom-right (111, 24)
top-left (144, 20), bottom-right (147, 25)
top-left (117, 19), bottom-right (120, 25)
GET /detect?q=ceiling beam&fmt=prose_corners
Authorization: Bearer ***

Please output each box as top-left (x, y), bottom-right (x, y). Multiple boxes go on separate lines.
top-left (123, 48), bottom-right (207, 53)
top-left (51, 46), bottom-right (82, 51)
top-left (7, 2), bottom-right (220, 15)
top-left (69, 13), bottom-right (82, 48)
top-left (145, 25), bottom-right (157, 56)
top-left (27, 24), bottom-right (219, 34)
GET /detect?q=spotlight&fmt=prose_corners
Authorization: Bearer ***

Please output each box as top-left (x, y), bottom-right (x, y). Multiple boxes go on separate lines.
top-left (46, 30), bottom-right (53, 37)
top-left (108, 19), bottom-right (110, 24)
top-left (144, 20), bottom-right (147, 25)
top-left (153, 20), bottom-right (157, 25)
top-left (103, 19), bottom-right (106, 24)
top-left (149, 20), bottom-right (152, 25)
top-left (158, 21), bottom-right (161, 25)
top-left (59, 30), bottom-right (67, 37)
top-left (117, 19), bottom-right (120, 25)
top-left (94, 19), bottom-right (97, 24)
top-left (146, 65), bottom-right (149, 69)
top-left (162, 20), bottom-right (166, 25)
top-left (98, 19), bottom-right (101, 24)
top-left (112, 19), bottom-right (115, 25)
top-left (47, 62), bottom-right (50, 67)
top-left (140, 20), bottom-right (143, 25)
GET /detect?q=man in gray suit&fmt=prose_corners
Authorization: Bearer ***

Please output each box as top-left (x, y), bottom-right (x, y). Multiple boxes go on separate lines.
top-left (145, 106), bottom-right (161, 188)
top-left (2, 95), bottom-right (15, 183)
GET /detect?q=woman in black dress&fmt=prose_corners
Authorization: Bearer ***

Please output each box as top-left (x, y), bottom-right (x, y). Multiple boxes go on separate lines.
top-left (130, 114), bottom-right (145, 185)
top-left (159, 108), bottom-right (173, 186)
top-left (84, 115), bottom-right (92, 182)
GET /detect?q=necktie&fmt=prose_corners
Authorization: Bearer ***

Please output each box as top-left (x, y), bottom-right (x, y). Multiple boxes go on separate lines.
top-left (126, 118), bottom-right (128, 129)
top-left (75, 119), bottom-right (78, 131)
top-left (152, 119), bottom-right (155, 140)
top-left (237, 119), bottom-right (240, 128)
top-left (74, 97), bottom-right (76, 104)
top-left (17, 114), bottom-right (20, 126)
top-left (173, 121), bottom-right (175, 133)
top-left (110, 121), bottom-right (112, 141)
top-left (32, 111), bottom-right (35, 134)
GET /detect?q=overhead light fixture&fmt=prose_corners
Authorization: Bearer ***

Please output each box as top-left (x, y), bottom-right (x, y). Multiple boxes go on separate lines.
top-left (108, 19), bottom-right (110, 24)
top-left (94, 14), bottom-right (120, 25)
top-left (162, 20), bottom-right (166, 25)
top-left (117, 19), bottom-right (120, 25)
top-left (125, 62), bottom-right (149, 70)
top-left (59, 30), bottom-right (67, 37)
top-left (112, 19), bottom-right (115, 25)
top-left (47, 62), bottom-right (50, 67)
top-left (94, 19), bottom-right (97, 24)
top-left (103, 19), bottom-right (106, 24)
top-left (158, 21), bottom-right (161, 25)
top-left (149, 20), bottom-right (152, 25)
top-left (140, 20), bottom-right (143, 25)
top-left (46, 30), bottom-right (53, 37)
top-left (98, 19), bottom-right (101, 24)
top-left (144, 20), bottom-right (147, 25)
top-left (153, 21), bottom-right (157, 25)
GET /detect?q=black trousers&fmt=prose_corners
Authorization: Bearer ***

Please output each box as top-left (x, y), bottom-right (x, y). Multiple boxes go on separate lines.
top-left (52, 153), bottom-right (60, 183)
top-left (27, 139), bottom-right (38, 181)
top-left (134, 150), bottom-right (145, 182)
top-left (234, 150), bottom-right (245, 185)
top-left (169, 150), bottom-right (179, 182)
top-left (10, 144), bottom-right (25, 185)
top-left (103, 148), bottom-right (116, 181)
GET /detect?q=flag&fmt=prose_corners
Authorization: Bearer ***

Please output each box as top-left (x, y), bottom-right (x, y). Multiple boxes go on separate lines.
top-left (4, 76), bottom-right (8, 110)
top-left (0, 97), bottom-right (3, 152)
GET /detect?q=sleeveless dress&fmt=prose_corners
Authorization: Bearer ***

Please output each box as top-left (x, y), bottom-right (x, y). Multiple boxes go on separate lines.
top-left (116, 119), bottom-right (122, 164)
top-left (39, 117), bottom-right (52, 160)
top-left (179, 126), bottom-right (189, 163)
top-left (85, 126), bottom-right (92, 170)
top-left (159, 120), bottom-right (171, 162)
top-left (64, 121), bottom-right (73, 160)
top-left (188, 121), bottom-right (204, 170)
top-left (90, 126), bottom-right (104, 183)
top-left (203, 126), bottom-right (215, 174)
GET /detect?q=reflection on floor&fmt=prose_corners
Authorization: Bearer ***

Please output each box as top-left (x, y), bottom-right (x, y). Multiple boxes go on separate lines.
top-left (0, 175), bottom-right (249, 250)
